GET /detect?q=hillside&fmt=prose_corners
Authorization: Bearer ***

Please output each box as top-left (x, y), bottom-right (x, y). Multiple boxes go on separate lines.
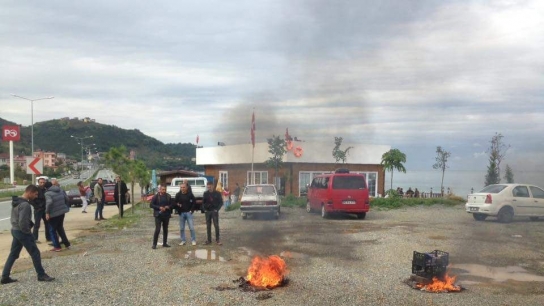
top-left (0, 117), bottom-right (199, 170)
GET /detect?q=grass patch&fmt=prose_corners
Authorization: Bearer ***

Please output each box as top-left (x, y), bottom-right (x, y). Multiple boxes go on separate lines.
top-left (370, 195), bottom-right (465, 210)
top-left (97, 202), bottom-right (148, 230)
top-left (281, 194), bottom-right (306, 208)
top-left (226, 201), bottom-right (241, 211)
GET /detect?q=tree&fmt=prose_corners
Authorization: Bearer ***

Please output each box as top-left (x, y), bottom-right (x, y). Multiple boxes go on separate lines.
top-left (432, 146), bottom-right (451, 195)
top-left (332, 137), bottom-right (353, 164)
top-left (265, 135), bottom-right (287, 188)
top-left (127, 159), bottom-right (150, 212)
top-left (484, 158), bottom-right (500, 186)
top-left (504, 164), bottom-right (514, 183)
top-left (381, 148), bottom-right (407, 192)
top-left (487, 133), bottom-right (510, 181)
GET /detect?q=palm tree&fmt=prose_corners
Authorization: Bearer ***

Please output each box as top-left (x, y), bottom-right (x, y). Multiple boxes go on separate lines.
top-left (380, 148), bottom-right (407, 193)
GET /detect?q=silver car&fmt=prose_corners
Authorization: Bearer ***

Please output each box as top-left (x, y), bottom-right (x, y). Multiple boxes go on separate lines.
top-left (240, 184), bottom-right (281, 219)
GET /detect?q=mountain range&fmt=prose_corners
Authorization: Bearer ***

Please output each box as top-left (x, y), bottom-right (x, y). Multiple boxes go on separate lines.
top-left (0, 117), bottom-right (199, 170)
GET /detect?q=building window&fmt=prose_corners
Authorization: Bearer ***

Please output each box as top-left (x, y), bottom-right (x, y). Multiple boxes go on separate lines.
top-left (247, 171), bottom-right (268, 185)
top-left (353, 171), bottom-right (378, 197)
top-left (219, 171), bottom-right (228, 188)
top-left (299, 171), bottom-right (327, 196)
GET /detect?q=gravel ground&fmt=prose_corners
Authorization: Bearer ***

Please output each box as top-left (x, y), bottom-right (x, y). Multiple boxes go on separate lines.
top-left (1, 204), bottom-right (544, 306)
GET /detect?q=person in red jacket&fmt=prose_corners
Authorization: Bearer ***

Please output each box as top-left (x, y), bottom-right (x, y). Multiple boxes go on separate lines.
top-left (77, 181), bottom-right (89, 213)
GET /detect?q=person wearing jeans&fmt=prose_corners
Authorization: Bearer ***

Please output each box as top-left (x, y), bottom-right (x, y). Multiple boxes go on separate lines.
top-left (45, 180), bottom-right (70, 251)
top-left (2, 185), bottom-right (54, 284)
top-left (94, 178), bottom-right (106, 221)
top-left (174, 183), bottom-right (196, 245)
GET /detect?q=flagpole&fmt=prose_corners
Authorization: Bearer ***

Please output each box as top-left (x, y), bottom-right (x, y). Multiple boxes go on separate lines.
top-left (251, 109), bottom-right (255, 184)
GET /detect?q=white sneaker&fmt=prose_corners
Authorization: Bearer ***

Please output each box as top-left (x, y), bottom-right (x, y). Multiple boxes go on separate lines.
top-left (191, 241), bottom-right (196, 246)
top-left (179, 241), bottom-right (186, 246)
top-left (157, 242), bottom-right (163, 246)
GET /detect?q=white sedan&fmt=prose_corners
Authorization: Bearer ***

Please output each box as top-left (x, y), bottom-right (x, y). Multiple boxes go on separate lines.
top-left (465, 184), bottom-right (544, 223)
top-left (240, 184), bottom-right (281, 220)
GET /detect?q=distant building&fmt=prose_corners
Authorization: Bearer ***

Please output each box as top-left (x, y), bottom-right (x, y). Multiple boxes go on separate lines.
top-left (197, 141), bottom-right (390, 197)
top-left (33, 151), bottom-right (57, 168)
top-left (0, 153), bottom-right (9, 167)
top-left (13, 155), bottom-right (27, 169)
top-left (57, 153), bottom-right (67, 160)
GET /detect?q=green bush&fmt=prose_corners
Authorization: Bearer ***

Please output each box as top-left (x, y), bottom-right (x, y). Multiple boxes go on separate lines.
top-left (281, 194), bottom-right (306, 208)
top-left (370, 196), bottom-right (464, 210)
top-left (226, 201), bottom-right (240, 211)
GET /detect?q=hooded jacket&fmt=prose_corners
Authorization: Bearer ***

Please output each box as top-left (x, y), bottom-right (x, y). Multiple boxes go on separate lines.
top-left (45, 186), bottom-right (70, 218)
top-left (31, 186), bottom-right (47, 211)
top-left (11, 196), bottom-right (34, 234)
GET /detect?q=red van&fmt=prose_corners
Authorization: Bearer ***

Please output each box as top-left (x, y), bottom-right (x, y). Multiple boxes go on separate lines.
top-left (306, 169), bottom-right (369, 219)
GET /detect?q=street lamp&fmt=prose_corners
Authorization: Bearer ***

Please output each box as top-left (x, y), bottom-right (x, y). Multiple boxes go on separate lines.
top-left (11, 94), bottom-right (55, 183)
top-left (71, 135), bottom-right (93, 173)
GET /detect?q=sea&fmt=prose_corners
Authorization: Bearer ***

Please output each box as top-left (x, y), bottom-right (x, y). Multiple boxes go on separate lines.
top-left (388, 170), bottom-right (544, 198)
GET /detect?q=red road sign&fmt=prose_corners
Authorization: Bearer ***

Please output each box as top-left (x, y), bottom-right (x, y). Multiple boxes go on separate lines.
top-left (26, 157), bottom-right (43, 175)
top-left (2, 125), bottom-right (20, 142)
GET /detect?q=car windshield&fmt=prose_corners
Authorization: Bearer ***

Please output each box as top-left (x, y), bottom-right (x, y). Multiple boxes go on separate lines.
top-left (244, 186), bottom-right (276, 196)
top-left (332, 176), bottom-right (366, 190)
top-left (478, 185), bottom-right (507, 193)
top-left (67, 189), bottom-right (79, 195)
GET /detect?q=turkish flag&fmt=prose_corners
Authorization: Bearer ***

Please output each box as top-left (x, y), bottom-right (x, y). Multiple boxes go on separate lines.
top-left (251, 111), bottom-right (255, 147)
top-left (196, 135), bottom-right (199, 144)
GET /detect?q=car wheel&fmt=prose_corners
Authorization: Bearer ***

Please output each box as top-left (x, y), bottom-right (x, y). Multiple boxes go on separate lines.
top-left (357, 213), bottom-right (366, 220)
top-left (497, 207), bottom-right (514, 223)
top-left (530, 217), bottom-right (539, 221)
top-left (472, 213), bottom-right (487, 221)
top-left (321, 205), bottom-right (328, 219)
top-left (306, 201), bottom-right (312, 213)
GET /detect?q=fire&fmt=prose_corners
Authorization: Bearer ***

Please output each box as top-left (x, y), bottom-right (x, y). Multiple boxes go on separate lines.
top-left (246, 255), bottom-right (288, 288)
top-left (416, 273), bottom-right (461, 293)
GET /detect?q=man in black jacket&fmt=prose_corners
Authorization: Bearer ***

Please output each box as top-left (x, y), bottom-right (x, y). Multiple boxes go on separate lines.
top-left (150, 185), bottom-right (173, 249)
top-left (32, 177), bottom-right (51, 242)
top-left (113, 175), bottom-right (128, 218)
top-left (174, 183), bottom-right (197, 246)
top-left (202, 181), bottom-right (223, 245)
top-left (1, 185), bottom-right (54, 284)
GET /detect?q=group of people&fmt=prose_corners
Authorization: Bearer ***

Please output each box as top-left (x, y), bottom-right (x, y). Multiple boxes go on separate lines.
top-left (396, 187), bottom-right (420, 198)
top-left (1, 178), bottom-right (71, 284)
top-left (149, 181), bottom-right (225, 249)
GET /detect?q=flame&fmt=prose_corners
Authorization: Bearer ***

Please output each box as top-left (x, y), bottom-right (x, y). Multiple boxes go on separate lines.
top-left (416, 273), bottom-right (461, 292)
top-left (246, 255), bottom-right (288, 288)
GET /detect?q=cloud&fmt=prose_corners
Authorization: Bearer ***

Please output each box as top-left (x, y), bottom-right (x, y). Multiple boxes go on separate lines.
top-left (1, 0), bottom-right (543, 174)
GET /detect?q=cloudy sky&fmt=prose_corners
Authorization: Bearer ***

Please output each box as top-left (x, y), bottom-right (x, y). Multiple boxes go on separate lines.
top-left (1, 0), bottom-right (543, 172)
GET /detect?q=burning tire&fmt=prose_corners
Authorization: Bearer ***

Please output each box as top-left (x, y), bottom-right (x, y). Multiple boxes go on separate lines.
top-left (497, 206), bottom-right (514, 223)
top-left (472, 213), bottom-right (487, 221)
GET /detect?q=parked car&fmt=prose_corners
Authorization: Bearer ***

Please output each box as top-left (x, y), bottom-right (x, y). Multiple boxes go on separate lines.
top-left (104, 183), bottom-right (116, 204)
top-left (240, 184), bottom-right (281, 219)
top-left (103, 183), bottom-right (131, 204)
top-left (306, 169), bottom-right (369, 219)
top-left (66, 188), bottom-right (83, 207)
top-left (465, 184), bottom-right (544, 223)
